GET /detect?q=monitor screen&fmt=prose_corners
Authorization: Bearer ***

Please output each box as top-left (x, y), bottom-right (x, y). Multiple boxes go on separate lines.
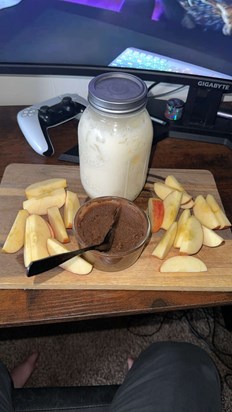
top-left (0, 0), bottom-right (231, 81)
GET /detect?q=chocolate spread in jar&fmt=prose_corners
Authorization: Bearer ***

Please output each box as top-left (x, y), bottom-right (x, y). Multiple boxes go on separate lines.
top-left (75, 198), bottom-right (148, 254)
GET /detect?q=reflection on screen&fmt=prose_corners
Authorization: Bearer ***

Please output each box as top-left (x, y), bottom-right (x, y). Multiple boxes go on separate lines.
top-left (0, 0), bottom-right (231, 79)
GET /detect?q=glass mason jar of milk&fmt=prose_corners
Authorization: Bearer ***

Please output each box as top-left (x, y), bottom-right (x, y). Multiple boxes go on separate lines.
top-left (78, 72), bottom-right (153, 201)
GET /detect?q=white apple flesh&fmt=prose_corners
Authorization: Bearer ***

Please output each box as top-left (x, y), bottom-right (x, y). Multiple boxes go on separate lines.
top-left (47, 206), bottom-right (69, 243)
top-left (47, 238), bottom-right (93, 275)
top-left (63, 190), bottom-right (80, 229)
top-left (193, 195), bottom-right (220, 229)
top-left (161, 190), bottom-right (182, 230)
top-left (2, 209), bottom-right (29, 253)
top-left (206, 194), bottom-right (231, 229)
top-left (23, 188), bottom-right (66, 215)
top-left (202, 225), bottom-right (224, 247)
top-left (24, 214), bottom-right (52, 267)
top-left (25, 178), bottom-right (67, 199)
top-left (152, 222), bottom-right (177, 259)
top-left (160, 256), bottom-right (207, 272)
top-left (173, 209), bottom-right (191, 248)
top-left (179, 215), bottom-right (203, 255)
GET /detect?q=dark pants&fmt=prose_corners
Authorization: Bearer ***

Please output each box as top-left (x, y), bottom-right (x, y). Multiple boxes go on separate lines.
top-left (109, 342), bottom-right (221, 412)
top-left (0, 342), bottom-right (221, 412)
top-left (0, 361), bottom-right (14, 412)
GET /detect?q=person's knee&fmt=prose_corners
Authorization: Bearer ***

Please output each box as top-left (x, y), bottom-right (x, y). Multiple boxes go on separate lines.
top-left (110, 342), bottom-right (221, 412)
top-left (140, 341), bottom-right (213, 365)
top-left (135, 341), bottom-right (220, 384)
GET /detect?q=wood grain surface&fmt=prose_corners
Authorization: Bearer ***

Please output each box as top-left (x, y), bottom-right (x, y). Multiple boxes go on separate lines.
top-left (0, 105), bottom-right (232, 327)
top-left (1, 163), bottom-right (231, 292)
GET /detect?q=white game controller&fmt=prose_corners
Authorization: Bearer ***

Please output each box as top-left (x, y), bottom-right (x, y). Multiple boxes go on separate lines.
top-left (17, 94), bottom-right (87, 156)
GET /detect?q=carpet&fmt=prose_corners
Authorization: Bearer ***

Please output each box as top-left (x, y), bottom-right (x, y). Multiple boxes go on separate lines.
top-left (0, 307), bottom-right (231, 411)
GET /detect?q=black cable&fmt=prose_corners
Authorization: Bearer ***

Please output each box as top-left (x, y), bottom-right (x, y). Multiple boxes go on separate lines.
top-left (148, 84), bottom-right (187, 99)
top-left (127, 313), bottom-right (168, 338)
top-left (147, 82), bottom-right (158, 92)
top-left (183, 308), bottom-right (232, 392)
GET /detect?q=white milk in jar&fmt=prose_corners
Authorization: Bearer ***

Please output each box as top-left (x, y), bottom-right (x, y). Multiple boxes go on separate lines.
top-left (78, 72), bottom-right (153, 201)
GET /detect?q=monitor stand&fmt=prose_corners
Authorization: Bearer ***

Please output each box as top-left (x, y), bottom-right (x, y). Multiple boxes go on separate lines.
top-left (147, 87), bottom-right (232, 149)
top-left (59, 144), bottom-right (80, 163)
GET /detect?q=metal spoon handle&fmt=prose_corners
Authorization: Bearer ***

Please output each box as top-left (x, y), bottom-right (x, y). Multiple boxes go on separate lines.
top-left (26, 245), bottom-right (95, 277)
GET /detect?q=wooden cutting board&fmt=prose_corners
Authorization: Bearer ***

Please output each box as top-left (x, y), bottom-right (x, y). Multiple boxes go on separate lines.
top-left (0, 163), bottom-right (231, 291)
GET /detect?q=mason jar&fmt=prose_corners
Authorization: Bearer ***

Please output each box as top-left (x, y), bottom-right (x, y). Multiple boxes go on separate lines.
top-left (78, 72), bottom-right (153, 201)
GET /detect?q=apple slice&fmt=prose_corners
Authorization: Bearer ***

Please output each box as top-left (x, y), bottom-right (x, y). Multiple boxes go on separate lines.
top-left (47, 206), bottom-right (69, 243)
top-left (153, 182), bottom-right (174, 200)
top-left (154, 181), bottom-right (192, 206)
top-left (181, 198), bottom-right (195, 209)
top-left (25, 178), bottom-right (67, 199)
top-left (161, 190), bottom-right (182, 230)
top-left (24, 214), bottom-right (51, 267)
top-left (160, 256), bottom-right (207, 272)
top-left (165, 175), bottom-right (192, 205)
top-left (206, 194), bottom-right (231, 229)
top-left (165, 175), bottom-right (185, 192)
top-left (202, 225), bottom-right (224, 247)
top-left (63, 190), bottom-right (80, 229)
top-left (152, 221), bottom-right (177, 259)
top-left (23, 188), bottom-right (66, 215)
top-left (173, 209), bottom-right (191, 248)
top-left (179, 215), bottom-right (203, 255)
top-left (2, 209), bottom-right (29, 253)
top-left (47, 238), bottom-right (93, 275)
top-left (193, 195), bottom-right (220, 230)
top-left (148, 197), bottom-right (164, 233)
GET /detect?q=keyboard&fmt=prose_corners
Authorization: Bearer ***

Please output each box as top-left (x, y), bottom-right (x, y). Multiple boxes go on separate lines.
top-left (109, 47), bottom-right (231, 80)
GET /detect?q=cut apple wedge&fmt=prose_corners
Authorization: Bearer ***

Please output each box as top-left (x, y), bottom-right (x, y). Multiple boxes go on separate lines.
top-left (173, 209), bottom-right (191, 248)
top-left (179, 215), bottom-right (203, 255)
top-left (193, 195), bottom-right (220, 230)
top-left (154, 182), bottom-right (192, 206)
top-left (164, 175), bottom-right (192, 205)
top-left (64, 190), bottom-right (80, 229)
top-left (165, 175), bottom-right (185, 192)
top-left (24, 214), bottom-right (52, 267)
top-left (180, 192), bottom-right (192, 205)
top-left (25, 178), bottom-right (67, 199)
top-left (23, 188), bottom-right (66, 215)
top-left (152, 222), bottom-right (177, 259)
top-left (154, 181), bottom-right (174, 200)
top-left (160, 256), bottom-right (207, 272)
top-left (181, 199), bottom-right (195, 209)
top-left (2, 209), bottom-right (29, 253)
top-left (148, 197), bottom-right (164, 233)
top-left (47, 206), bottom-right (69, 243)
top-left (161, 190), bottom-right (182, 230)
top-left (202, 225), bottom-right (224, 247)
top-left (47, 238), bottom-right (93, 275)
top-left (206, 194), bottom-right (231, 229)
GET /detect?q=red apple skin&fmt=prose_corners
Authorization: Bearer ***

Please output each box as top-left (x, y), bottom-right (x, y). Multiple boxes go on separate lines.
top-left (148, 198), bottom-right (164, 233)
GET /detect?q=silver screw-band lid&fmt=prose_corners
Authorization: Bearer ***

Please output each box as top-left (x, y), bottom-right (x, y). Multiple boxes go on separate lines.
top-left (88, 72), bottom-right (148, 114)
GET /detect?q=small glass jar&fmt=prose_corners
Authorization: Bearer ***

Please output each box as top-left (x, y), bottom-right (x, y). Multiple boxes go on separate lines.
top-left (78, 72), bottom-right (153, 201)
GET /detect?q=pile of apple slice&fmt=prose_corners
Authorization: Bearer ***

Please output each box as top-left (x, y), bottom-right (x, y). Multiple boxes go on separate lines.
top-left (2, 174), bottom-right (231, 276)
top-left (148, 175), bottom-right (231, 273)
top-left (2, 178), bottom-right (93, 275)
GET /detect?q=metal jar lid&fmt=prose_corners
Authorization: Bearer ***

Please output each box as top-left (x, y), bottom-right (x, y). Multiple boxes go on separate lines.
top-left (88, 72), bottom-right (148, 114)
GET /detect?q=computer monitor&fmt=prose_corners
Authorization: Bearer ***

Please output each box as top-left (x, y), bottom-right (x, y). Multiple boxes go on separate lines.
top-left (0, 0), bottom-right (231, 147)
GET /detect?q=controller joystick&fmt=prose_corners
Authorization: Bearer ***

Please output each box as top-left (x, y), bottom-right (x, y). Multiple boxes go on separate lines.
top-left (17, 93), bottom-right (87, 156)
top-left (39, 105), bottom-right (50, 113)
top-left (62, 96), bottom-right (72, 105)
top-left (38, 106), bottom-right (50, 122)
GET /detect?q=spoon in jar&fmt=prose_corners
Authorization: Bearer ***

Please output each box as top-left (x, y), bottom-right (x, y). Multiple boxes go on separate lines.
top-left (26, 206), bottom-right (121, 277)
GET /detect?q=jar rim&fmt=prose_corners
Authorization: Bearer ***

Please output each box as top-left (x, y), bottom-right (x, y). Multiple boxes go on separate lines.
top-left (88, 72), bottom-right (148, 114)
